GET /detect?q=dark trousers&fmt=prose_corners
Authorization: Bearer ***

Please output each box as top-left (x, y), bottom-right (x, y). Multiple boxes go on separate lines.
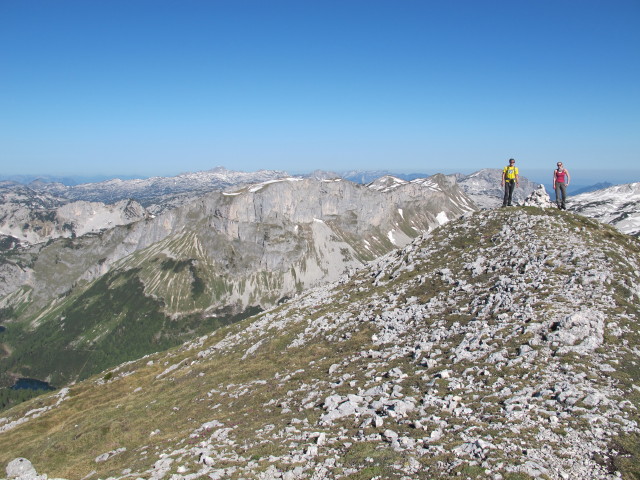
top-left (555, 183), bottom-right (567, 209)
top-left (503, 181), bottom-right (515, 206)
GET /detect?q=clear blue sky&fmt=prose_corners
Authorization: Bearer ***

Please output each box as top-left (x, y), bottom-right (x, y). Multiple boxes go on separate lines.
top-left (1, 0), bottom-right (639, 180)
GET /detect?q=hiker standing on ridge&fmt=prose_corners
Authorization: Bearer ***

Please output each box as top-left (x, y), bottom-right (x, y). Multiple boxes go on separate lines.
top-left (501, 158), bottom-right (519, 207)
top-left (553, 161), bottom-right (570, 210)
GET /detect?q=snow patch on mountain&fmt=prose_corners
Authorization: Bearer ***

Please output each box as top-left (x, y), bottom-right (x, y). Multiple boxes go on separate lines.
top-left (247, 177), bottom-right (304, 193)
top-left (366, 175), bottom-right (408, 192)
top-left (569, 182), bottom-right (640, 236)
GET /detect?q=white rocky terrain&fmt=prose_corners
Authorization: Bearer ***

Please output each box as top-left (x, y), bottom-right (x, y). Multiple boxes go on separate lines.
top-left (569, 182), bottom-right (640, 236)
top-left (0, 182), bottom-right (64, 210)
top-left (1, 207), bottom-right (638, 479)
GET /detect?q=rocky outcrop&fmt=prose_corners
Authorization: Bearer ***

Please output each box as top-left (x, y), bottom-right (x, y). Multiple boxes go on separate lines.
top-left (523, 184), bottom-right (554, 208)
top-left (5, 458), bottom-right (40, 480)
top-left (2, 457), bottom-right (66, 480)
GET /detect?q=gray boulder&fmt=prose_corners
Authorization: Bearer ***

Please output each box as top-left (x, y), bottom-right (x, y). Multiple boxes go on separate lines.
top-left (4, 458), bottom-right (67, 480)
top-left (5, 458), bottom-right (43, 480)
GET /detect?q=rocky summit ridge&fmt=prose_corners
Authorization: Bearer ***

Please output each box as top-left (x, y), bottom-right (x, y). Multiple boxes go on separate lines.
top-left (1, 207), bottom-right (639, 480)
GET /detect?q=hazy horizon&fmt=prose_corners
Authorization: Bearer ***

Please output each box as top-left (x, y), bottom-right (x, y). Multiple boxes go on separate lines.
top-left (2, 166), bottom-right (639, 190)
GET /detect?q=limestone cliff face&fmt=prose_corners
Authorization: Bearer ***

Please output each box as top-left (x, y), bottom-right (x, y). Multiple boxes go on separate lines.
top-left (1, 174), bottom-right (473, 327)
top-left (99, 175), bottom-right (477, 315)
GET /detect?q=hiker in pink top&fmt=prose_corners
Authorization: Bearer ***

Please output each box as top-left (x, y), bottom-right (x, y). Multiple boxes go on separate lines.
top-left (553, 162), bottom-right (570, 210)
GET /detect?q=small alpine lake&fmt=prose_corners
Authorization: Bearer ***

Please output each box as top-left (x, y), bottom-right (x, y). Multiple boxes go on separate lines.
top-left (11, 378), bottom-right (55, 391)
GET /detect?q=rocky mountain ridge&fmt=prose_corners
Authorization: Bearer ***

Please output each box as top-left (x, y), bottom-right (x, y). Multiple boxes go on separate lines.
top-left (0, 193), bottom-right (148, 246)
top-left (0, 168), bottom-right (291, 249)
top-left (6, 167), bottom-right (638, 250)
top-left (0, 207), bottom-right (638, 479)
top-left (0, 175), bottom-right (476, 389)
top-left (1, 167), bottom-right (536, 249)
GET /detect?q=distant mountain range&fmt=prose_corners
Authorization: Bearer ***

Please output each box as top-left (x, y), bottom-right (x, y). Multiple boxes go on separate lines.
top-left (340, 170), bottom-right (431, 184)
top-left (1, 166), bottom-right (637, 250)
top-left (2, 166), bottom-right (622, 211)
top-left (0, 167), bottom-right (539, 250)
top-left (1, 169), bottom-right (432, 188)
top-left (570, 182), bottom-right (614, 195)
top-left (0, 181), bottom-right (148, 245)
top-left (0, 173), bottom-right (144, 186)
top-left (11, 167), bottom-right (292, 215)
top-left (2, 168), bottom-right (620, 196)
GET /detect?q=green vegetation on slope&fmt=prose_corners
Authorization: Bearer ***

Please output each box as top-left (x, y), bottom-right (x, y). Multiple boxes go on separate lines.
top-left (0, 265), bottom-right (260, 410)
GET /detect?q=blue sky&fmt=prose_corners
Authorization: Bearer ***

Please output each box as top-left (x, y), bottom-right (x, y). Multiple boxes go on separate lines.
top-left (1, 0), bottom-right (639, 181)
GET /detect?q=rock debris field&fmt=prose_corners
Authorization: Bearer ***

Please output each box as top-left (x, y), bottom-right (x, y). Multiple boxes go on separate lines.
top-left (2, 207), bottom-right (639, 480)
